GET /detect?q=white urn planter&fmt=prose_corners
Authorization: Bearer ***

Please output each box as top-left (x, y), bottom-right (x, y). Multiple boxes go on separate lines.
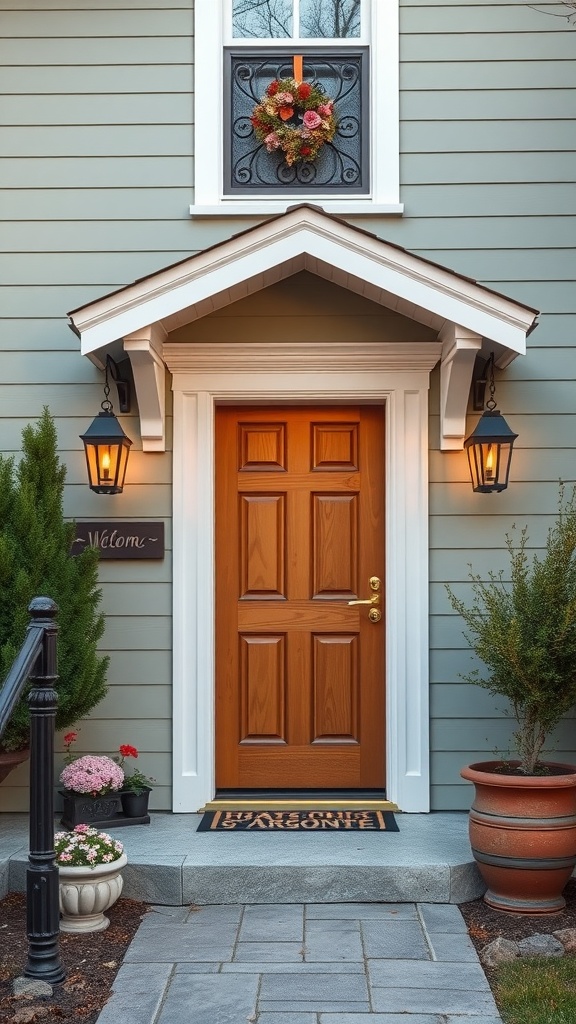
top-left (58, 852), bottom-right (128, 933)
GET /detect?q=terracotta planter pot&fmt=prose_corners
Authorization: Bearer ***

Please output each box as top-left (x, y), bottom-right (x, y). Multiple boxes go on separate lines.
top-left (0, 749), bottom-right (29, 785)
top-left (461, 760), bottom-right (576, 914)
top-left (58, 852), bottom-right (127, 933)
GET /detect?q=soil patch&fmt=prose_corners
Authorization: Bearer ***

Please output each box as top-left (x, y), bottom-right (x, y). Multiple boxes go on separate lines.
top-left (460, 879), bottom-right (576, 948)
top-left (459, 879), bottom-right (576, 989)
top-left (0, 892), bottom-right (148, 1024)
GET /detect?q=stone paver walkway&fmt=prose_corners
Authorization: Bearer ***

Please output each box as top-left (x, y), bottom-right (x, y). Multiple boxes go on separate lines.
top-left (96, 902), bottom-right (502, 1023)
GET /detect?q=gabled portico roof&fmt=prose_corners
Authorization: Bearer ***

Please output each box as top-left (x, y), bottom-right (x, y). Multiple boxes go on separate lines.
top-left (69, 204), bottom-right (538, 452)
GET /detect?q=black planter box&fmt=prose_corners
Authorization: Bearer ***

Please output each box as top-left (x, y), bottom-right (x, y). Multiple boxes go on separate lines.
top-left (59, 790), bottom-right (150, 829)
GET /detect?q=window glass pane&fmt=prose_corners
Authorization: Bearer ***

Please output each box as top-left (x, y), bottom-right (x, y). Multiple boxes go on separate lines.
top-left (232, 0), bottom-right (292, 37)
top-left (299, 0), bottom-right (361, 37)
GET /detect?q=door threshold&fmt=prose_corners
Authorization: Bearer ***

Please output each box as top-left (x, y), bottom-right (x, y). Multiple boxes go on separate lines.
top-left (199, 791), bottom-right (399, 812)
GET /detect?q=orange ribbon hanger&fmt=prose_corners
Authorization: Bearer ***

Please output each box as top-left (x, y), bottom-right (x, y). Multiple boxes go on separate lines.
top-left (293, 54), bottom-right (303, 83)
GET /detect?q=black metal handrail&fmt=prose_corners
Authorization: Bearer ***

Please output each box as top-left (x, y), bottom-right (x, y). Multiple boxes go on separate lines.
top-left (0, 597), bottom-right (65, 983)
top-left (0, 620), bottom-right (46, 738)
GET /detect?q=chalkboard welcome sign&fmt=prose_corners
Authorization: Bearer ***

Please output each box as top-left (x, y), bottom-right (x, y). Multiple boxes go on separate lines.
top-left (71, 522), bottom-right (165, 560)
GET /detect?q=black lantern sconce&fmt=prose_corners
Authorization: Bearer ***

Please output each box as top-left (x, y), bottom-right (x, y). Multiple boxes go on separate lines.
top-left (80, 355), bottom-right (133, 494)
top-left (464, 352), bottom-right (518, 494)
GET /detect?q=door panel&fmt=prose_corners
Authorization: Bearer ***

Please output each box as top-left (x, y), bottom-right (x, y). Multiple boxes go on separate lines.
top-left (215, 405), bottom-right (385, 789)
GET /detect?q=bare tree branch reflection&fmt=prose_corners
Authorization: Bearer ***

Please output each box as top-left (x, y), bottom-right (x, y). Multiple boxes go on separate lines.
top-left (301, 0), bottom-right (361, 37)
top-left (233, 0), bottom-right (292, 37)
top-left (232, 0), bottom-right (361, 38)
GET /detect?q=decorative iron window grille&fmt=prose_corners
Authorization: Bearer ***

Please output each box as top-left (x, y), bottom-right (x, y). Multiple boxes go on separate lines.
top-left (224, 48), bottom-right (368, 195)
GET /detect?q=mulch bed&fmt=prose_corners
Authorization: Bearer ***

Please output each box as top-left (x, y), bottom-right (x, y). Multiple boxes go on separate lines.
top-left (3, 883), bottom-right (576, 1021)
top-left (459, 879), bottom-right (576, 993)
top-left (0, 893), bottom-right (148, 1024)
top-left (459, 879), bottom-right (576, 951)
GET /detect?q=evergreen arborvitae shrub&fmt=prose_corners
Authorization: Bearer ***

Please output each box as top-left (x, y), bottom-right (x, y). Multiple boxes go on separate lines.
top-left (0, 408), bottom-right (108, 752)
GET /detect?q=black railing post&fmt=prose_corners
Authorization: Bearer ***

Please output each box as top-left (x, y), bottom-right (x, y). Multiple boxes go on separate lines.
top-left (24, 597), bottom-right (65, 983)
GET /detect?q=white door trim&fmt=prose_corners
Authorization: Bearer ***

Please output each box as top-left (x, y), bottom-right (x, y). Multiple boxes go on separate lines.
top-left (169, 348), bottom-right (434, 813)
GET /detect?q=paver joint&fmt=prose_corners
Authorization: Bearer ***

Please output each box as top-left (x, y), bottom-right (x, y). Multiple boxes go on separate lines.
top-left (97, 901), bottom-right (502, 1023)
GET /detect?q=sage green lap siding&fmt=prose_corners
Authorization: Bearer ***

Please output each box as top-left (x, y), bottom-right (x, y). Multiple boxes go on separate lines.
top-left (402, 90), bottom-right (576, 120)
top-left (0, 65), bottom-right (191, 94)
top-left (1, 125), bottom-right (191, 158)
top-left (0, 189), bottom-right (193, 219)
top-left (0, 221), bottom-right (217, 253)
top-left (1, 0), bottom-right (575, 816)
top-left (0, 37), bottom-right (192, 65)
top-left (94, 686), bottom-right (171, 720)
top-left (0, 252), bottom-right (195, 286)
top-left (402, 153), bottom-right (576, 186)
top-left (0, 94), bottom-right (192, 126)
top-left (402, 60), bottom-right (576, 90)
top-left (403, 121), bottom-right (574, 153)
top-left (400, 184), bottom-right (576, 215)
top-left (6, 0), bottom-right (189, 8)
top-left (411, 250), bottom-right (576, 281)
top-left (1, 157), bottom-right (192, 187)
top-left (402, 33), bottom-right (576, 61)
top-left (402, 6), bottom-right (566, 33)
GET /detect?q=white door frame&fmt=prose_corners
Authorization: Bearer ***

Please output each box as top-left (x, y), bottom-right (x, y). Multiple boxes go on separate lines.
top-left (166, 341), bottom-right (439, 813)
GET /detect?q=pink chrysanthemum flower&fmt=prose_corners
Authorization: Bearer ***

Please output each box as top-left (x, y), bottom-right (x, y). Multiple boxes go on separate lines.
top-left (60, 755), bottom-right (124, 796)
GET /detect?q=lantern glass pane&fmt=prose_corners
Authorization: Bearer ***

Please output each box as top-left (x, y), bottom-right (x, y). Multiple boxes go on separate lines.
top-left (117, 443), bottom-right (130, 490)
top-left (85, 444), bottom-right (99, 488)
top-left (467, 441), bottom-right (514, 493)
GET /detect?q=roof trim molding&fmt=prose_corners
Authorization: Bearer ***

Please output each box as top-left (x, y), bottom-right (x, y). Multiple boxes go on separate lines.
top-left (68, 205), bottom-right (538, 452)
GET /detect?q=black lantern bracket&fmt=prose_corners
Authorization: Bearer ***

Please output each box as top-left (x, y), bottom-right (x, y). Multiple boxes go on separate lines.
top-left (105, 354), bottom-right (131, 414)
top-left (472, 351), bottom-right (496, 412)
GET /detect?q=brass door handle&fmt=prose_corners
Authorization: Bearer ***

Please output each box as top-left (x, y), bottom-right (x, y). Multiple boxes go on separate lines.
top-left (347, 576), bottom-right (382, 622)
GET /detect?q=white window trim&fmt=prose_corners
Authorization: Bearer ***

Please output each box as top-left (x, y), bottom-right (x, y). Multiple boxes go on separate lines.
top-left (168, 343), bottom-right (432, 814)
top-left (192, 0), bottom-right (402, 216)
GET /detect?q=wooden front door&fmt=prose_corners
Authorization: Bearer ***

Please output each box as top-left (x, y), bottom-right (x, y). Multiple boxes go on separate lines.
top-left (215, 405), bottom-right (385, 790)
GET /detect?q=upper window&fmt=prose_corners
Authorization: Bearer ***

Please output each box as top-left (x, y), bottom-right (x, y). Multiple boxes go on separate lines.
top-left (192, 0), bottom-right (401, 214)
top-left (231, 0), bottom-right (362, 39)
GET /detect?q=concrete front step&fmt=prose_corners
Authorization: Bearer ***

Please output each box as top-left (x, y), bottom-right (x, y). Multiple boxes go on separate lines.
top-left (1, 811), bottom-right (484, 907)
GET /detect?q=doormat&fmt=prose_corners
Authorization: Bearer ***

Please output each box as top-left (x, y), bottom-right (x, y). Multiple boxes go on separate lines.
top-left (197, 810), bottom-right (399, 832)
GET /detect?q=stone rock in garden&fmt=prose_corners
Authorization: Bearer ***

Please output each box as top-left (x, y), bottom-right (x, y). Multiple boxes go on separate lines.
top-left (552, 927), bottom-right (576, 952)
top-left (12, 977), bottom-right (53, 998)
top-left (516, 933), bottom-right (564, 958)
top-left (481, 936), bottom-right (521, 966)
top-left (10, 1006), bottom-right (50, 1022)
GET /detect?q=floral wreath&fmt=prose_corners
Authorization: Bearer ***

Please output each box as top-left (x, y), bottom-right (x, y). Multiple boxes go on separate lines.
top-left (250, 77), bottom-right (337, 167)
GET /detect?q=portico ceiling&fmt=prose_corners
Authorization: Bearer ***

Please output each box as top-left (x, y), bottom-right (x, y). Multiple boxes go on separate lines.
top-left (68, 204), bottom-right (539, 452)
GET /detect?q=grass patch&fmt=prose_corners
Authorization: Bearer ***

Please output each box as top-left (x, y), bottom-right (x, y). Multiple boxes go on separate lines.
top-left (496, 956), bottom-right (576, 1024)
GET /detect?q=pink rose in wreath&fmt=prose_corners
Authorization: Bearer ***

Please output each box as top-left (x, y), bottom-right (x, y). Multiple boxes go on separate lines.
top-left (317, 103), bottom-right (333, 118)
top-left (302, 110), bottom-right (323, 130)
top-left (264, 132), bottom-right (281, 151)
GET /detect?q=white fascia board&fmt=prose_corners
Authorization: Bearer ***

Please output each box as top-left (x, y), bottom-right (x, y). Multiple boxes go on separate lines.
top-left (73, 210), bottom-right (536, 357)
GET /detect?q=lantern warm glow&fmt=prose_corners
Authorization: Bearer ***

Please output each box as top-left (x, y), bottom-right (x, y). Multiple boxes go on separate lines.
top-left (465, 352), bottom-right (517, 494)
top-left (464, 410), bottom-right (517, 494)
top-left (81, 410), bottom-right (132, 495)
